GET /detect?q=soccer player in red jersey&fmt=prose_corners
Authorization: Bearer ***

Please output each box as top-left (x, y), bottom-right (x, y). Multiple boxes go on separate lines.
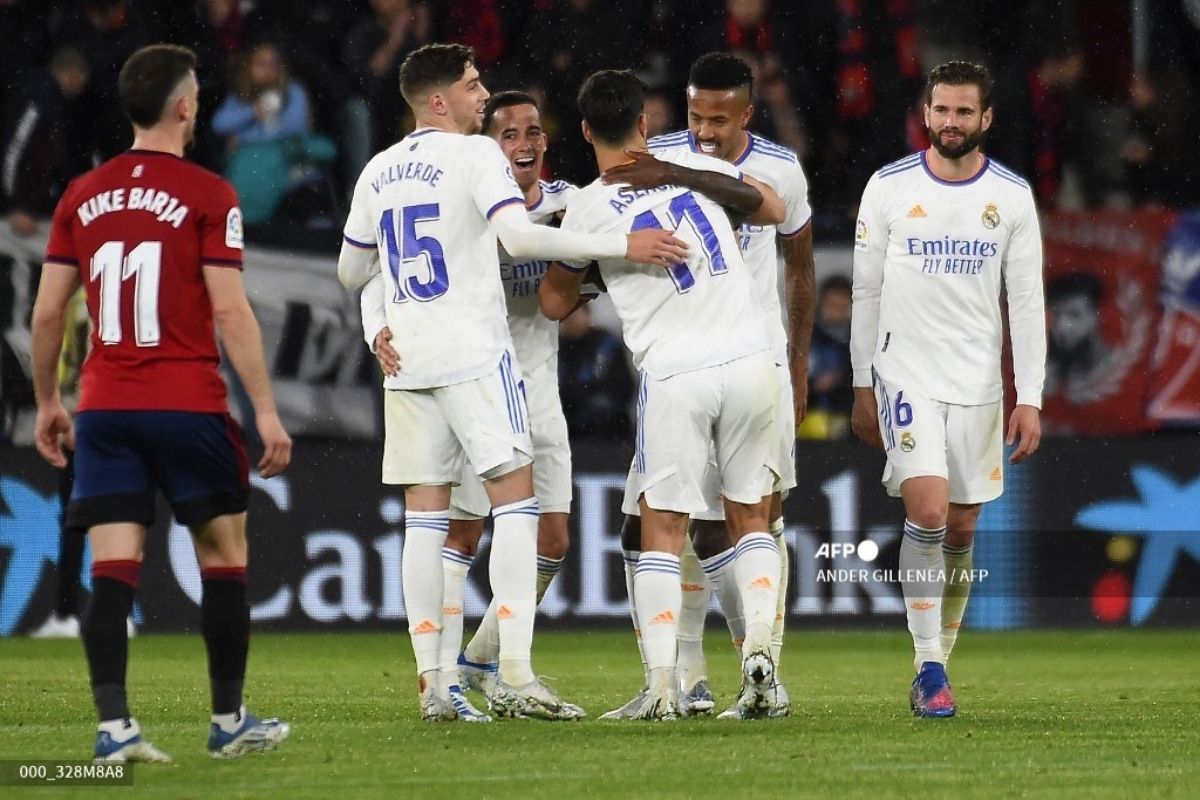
top-left (30, 44), bottom-right (293, 763)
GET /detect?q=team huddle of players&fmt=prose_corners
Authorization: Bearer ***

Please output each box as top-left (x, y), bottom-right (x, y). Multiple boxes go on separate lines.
top-left (31, 36), bottom-right (1045, 761)
top-left (338, 43), bottom-right (1045, 724)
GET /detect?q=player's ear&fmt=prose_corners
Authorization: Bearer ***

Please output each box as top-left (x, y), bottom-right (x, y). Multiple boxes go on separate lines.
top-left (427, 89), bottom-right (446, 117)
top-left (742, 103), bottom-right (755, 129)
top-left (581, 120), bottom-right (593, 145)
top-left (922, 103), bottom-right (931, 128)
top-left (636, 113), bottom-right (647, 139)
top-left (981, 106), bottom-right (993, 132)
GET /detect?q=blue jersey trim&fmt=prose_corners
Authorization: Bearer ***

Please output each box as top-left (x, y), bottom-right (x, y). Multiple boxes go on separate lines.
top-left (486, 197), bottom-right (525, 219)
top-left (343, 234), bottom-right (376, 250)
top-left (920, 151), bottom-right (989, 187)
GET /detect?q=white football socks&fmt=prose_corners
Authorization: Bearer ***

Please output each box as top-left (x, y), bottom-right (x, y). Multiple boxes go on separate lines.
top-left (490, 497), bottom-right (539, 687)
top-left (464, 552), bottom-right (563, 667)
top-left (634, 551), bottom-right (681, 673)
top-left (403, 510), bottom-right (450, 680)
top-left (439, 547), bottom-right (473, 695)
top-left (900, 520), bottom-right (948, 671)
top-left (623, 548), bottom-right (648, 682)
top-left (676, 537), bottom-right (710, 688)
top-left (700, 546), bottom-right (745, 651)
top-left (941, 541), bottom-right (974, 662)
top-left (769, 517), bottom-right (788, 666)
top-left (732, 533), bottom-right (781, 659)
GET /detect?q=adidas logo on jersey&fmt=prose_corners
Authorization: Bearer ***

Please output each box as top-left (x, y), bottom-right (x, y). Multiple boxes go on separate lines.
top-left (989, 467), bottom-right (1002, 481)
top-left (411, 620), bottom-right (439, 634)
top-left (681, 582), bottom-right (706, 593)
top-left (497, 605), bottom-right (515, 620)
top-left (907, 204), bottom-right (927, 218)
top-left (442, 606), bottom-right (463, 616)
top-left (749, 576), bottom-right (774, 590)
top-left (910, 601), bottom-right (936, 611)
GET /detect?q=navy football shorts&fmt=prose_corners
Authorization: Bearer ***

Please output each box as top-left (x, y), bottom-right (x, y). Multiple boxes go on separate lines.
top-left (67, 410), bottom-right (249, 530)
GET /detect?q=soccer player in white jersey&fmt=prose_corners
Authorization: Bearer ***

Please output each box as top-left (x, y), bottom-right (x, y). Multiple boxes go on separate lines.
top-left (850, 62), bottom-right (1046, 718)
top-left (359, 90), bottom-right (584, 721)
top-left (540, 69), bottom-right (788, 720)
top-left (337, 44), bottom-right (687, 722)
top-left (600, 52), bottom-right (816, 719)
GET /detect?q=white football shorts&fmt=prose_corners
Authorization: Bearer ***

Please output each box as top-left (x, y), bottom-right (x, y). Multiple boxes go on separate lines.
top-left (872, 370), bottom-right (1005, 505)
top-left (382, 351), bottom-right (533, 486)
top-left (623, 358), bottom-right (795, 520)
top-left (449, 355), bottom-right (572, 519)
top-left (622, 351), bottom-right (779, 516)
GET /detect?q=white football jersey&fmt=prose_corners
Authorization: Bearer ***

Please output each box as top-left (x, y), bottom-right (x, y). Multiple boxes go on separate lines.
top-left (562, 150), bottom-right (768, 379)
top-left (502, 179), bottom-right (576, 370)
top-left (343, 129), bottom-right (524, 389)
top-left (648, 131), bottom-right (812, 360)
top-left (850, 151), bottom-right (1046, 407)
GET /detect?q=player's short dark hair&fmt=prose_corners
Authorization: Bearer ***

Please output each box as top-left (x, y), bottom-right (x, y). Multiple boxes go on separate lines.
top-left (1047, 271), bottom-right (1102, 307)
top-left (118, 44), bottom-right (197, 128)
top-left (925, 61), bottom-right (994, 111)
top-left (688, 52), bottom-right (754, 97)
top-left (577, 69), bottom-right (646, 146)
top-left (399, 43), bottom-right (475, 108)
top-left (482, 91), bottom-right (540, 135)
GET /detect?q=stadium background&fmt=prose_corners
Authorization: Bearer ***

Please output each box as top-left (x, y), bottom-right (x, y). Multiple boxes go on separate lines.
top-left (1, 0), bottom-right (1198, 636)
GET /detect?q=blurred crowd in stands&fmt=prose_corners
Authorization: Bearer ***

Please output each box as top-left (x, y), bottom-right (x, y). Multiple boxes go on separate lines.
top-left (3, 0), bottom-right (1199, 440)
top-left (5, 0), bottom-right (1200, 237)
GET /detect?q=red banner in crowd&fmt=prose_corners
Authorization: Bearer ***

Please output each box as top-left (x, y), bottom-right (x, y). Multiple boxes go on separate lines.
top-left (1039, 210), bottom-right (1176, 436)
top-left (1148, 211), bottom-right (1200, 423)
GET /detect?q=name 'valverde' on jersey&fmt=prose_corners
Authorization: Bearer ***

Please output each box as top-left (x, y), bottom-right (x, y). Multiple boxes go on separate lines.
top-left (648, 131), bottom-right (812, 361)
top-left (343, 129), bottom-right (525, 389)
top-left (851, 151), bottom-right (1046, 407)
top-left (501, 179), bottom-right (576, 371)
top-left (561, 149), bottom-right (768, 379)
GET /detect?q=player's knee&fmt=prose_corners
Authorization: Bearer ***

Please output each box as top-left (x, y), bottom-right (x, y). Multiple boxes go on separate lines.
top-left (691, 519), bottom-right (732, 559)
top-left (946, 504), bottom-right (982, 543)
top-left (447, 519), bottom-right (486, 556)
top-left (907, 502), bottom-right (948, 531)
top-left (620, 515), bottom-right (641, 551)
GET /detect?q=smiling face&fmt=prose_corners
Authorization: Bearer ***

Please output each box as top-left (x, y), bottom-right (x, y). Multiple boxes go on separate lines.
top-left (924, 82), bottom-right (992, 160)
top-left (686, 85), bottom-right (752, 162)
top-left (441, 62), bottom-right (489, 135)
top-left (489, 102), bottom-right (545, 192)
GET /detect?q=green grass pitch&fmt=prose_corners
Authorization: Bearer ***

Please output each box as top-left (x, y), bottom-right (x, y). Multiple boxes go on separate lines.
top-left (1, 630), bottom-right (1197, 799)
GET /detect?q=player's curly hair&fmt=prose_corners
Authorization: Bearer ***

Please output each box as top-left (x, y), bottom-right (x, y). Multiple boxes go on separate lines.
top-left (925, 61), bottom-right (994, 110)
top-left (399, 43), bottom-right (476, 108)
top-left (577, 69), bottom-right (646, 146)
top-left (688, 52), bottom-right (754, 98)
top-left (118, 44), bottom-right (197, 128)
top-left (482, 91), bottom-right (540, 135)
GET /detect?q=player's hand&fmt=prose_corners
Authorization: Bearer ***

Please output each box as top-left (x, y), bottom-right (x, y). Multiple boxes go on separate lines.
top-left (625, 229), bottom-right (688, 268)
top-left (374, 327), bottom-right (401, 376)
top-left (1006, 404), bottom-right (1041, 464)
top-left (255, 411), bottom-right (292, 478)
top-left (601, 150), bottom-right (675, 190)
top-left (790, 365), bottom-right (809, 425)
top-left (34, 401), bottom-right (74, 468)
top-left (851, 387), bottom-right (884, 450)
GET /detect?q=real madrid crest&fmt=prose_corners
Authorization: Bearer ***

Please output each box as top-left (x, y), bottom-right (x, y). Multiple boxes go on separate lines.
top-left (900, 431), bottom-right (916, 452)
top-left (981, 203), bottom-right (1000, 229)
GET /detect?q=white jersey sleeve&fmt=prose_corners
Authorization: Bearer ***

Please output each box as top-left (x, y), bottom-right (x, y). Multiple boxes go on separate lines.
top-left (779, 158), bottom-right (813, 237)
top-left (466, 136), bottom-right (525, 221)
top-left (653, 147), bottom-right (742, 179)
top-left (850, 172), bottom-right (886, 388)
top-left (1004, 194), bottom-right (1047, 408)
top-left (360, 272), bottom-right (388, 352)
